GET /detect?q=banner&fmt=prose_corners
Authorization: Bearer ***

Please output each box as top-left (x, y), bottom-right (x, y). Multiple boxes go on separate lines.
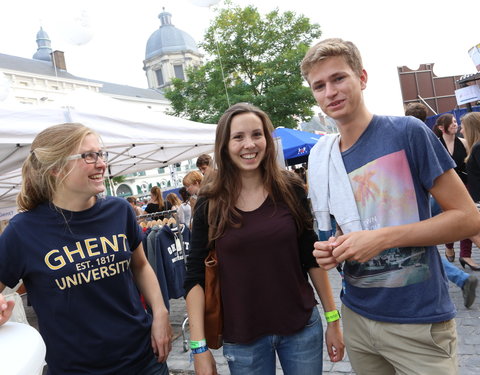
top-left (468, 44), bottom-right (480, 72)
top-left (0, 206), bottom-right (17, 221)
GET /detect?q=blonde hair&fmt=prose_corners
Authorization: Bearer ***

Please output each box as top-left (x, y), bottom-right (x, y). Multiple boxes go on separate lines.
top-left (301, 38), bottom-right (364, 82)
top-left (183, 171), bottom-right (203, 187)
top-left (166, 193), bottom-right (181, 207)
top-left (462, 112), bottom-right (480, 162)
top-left (17, 123), bottom-right (97, 211)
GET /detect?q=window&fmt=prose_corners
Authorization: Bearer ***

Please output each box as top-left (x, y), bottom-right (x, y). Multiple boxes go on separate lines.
top-left (155, 69), bottom-right (164, 87)
top-left (174, 65), bottom-right (185, 80)
top-left (116, 184), bottom-right (133, 197)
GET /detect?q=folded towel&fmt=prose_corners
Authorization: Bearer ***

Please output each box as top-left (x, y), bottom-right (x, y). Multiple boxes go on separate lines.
top-left (308, 134), bottom-right (363, 234)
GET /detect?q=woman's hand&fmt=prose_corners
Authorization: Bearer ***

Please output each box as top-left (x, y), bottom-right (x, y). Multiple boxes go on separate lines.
top-left (193, 350), bottom-right (218, 375)
top-left (312, 237), bottom-right (339, 270)
top-left (150, 310), bottom-right (173, 363)
top-left (325, 321), bottom-right (345, 362)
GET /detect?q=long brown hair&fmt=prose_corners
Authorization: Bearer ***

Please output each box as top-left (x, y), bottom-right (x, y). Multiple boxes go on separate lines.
top-left (200, 103), bottom-right (310, 243)
top-left (150, 186), bottom-right (165, 207)
top-left (17, 123), bottom-right (96, 211)
top-left (462, 112), bottom-right (480, 161)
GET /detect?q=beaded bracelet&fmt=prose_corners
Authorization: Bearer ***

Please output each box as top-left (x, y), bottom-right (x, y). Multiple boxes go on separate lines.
top-left (191, 345), bottom-right (209, 355)
top-left (190, 339), bottom-right (207, 349)
top-left (324, 309), bottom-right (341, 323)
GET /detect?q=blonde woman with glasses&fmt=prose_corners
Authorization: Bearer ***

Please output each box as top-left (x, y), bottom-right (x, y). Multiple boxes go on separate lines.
top-left (0, 123), bottom-right (172, 375)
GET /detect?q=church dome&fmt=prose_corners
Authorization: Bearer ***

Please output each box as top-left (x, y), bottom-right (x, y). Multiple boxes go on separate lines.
top-left (33, 27), bottom-right (52, 62)
top-left (145, 10), bottom-right (199, 60)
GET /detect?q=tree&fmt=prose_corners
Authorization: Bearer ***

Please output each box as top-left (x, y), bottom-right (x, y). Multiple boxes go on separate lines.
top-left (104, 175), bottom-right (126, 196)
top-left (165, 2), bottom-right (321, 128)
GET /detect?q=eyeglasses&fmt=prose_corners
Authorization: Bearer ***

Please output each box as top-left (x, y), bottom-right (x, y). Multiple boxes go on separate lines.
top-left (67, 151), bottom-right (109, 164)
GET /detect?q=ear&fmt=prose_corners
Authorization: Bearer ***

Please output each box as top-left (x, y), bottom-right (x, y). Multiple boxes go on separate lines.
top-left (50, 168), bottom-right (59, 177)
top-left (360, 69), bottom-right (368, 90)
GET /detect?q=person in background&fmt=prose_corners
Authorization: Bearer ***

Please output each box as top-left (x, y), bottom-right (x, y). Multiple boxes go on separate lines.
top-left (142, 198), bottom-right (149, 211)
top-left (127, 196), bottom-right (143, 216)
top-left (178, 187), bottom-right (192, 228)
top-left (0, 123), bottom-right (172, 375)
top-left (183, 171), bottom-right (203, 211)
top-left (302, 37), bottom-right (480, 375)
top-left (405, 102), bottom-right (428, 122)
top-left (183, 171), bottom-right (203, 197)
top-left (196, 154), bottom-right (213, 175)
top-left (460, 112), bottom-right (480, 268)
top-left (166, 193), bottom-right (182, 224)
top-left (433, 113), bottom-right (473, 264)
top-left (405, 105), bottom-right (478, 307)
top-left (184, 103), bottom-right (344, 375)
top-left (144, 186), bottom-right (172, 217)
top-left (294, 166), bottom-right (307, 184)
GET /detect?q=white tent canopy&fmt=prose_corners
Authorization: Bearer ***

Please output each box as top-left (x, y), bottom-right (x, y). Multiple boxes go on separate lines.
top-left (0, 91), bottom-right (216, 208)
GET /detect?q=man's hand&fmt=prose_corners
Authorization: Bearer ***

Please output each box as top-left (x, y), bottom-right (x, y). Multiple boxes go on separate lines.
top-left (313, 230), bottom-right (387, 267)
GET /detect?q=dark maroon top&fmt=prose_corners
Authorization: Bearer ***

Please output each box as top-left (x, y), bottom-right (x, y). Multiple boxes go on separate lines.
top-left (185, 185), bottom-right (319, 344)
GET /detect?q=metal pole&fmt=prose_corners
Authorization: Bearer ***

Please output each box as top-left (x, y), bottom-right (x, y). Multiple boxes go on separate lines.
top-left (417, 95), bottom-right (437, 115)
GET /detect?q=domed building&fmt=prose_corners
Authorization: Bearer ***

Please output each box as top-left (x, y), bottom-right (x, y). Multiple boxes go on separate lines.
top-left (144, 9), bottom-right (203, 89)
top-left (32, 27), bottom-right (52, 62)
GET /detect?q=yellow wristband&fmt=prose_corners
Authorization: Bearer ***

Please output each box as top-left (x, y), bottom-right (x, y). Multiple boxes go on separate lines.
top-left (324, 309), bottom-right (341, 323)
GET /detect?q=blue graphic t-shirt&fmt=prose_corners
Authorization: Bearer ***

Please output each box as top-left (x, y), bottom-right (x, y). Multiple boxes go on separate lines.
top-left (0, 197), bottom-right (153, 375)
top-left (341, 115), bottom-right (456, 323)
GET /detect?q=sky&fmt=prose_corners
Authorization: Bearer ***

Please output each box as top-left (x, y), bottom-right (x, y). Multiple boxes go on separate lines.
top-left (0, 0), bottom-right (479, 117)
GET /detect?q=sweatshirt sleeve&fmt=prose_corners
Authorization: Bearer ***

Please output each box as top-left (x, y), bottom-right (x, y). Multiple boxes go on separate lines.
top-left (183, 197), bottom-right (210, 297)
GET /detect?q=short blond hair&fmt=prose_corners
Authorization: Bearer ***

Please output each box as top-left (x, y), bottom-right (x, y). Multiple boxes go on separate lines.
top-left (183, 171), bottom-right (203, 187)
top-left (301, 38), bottom-right (363, 83)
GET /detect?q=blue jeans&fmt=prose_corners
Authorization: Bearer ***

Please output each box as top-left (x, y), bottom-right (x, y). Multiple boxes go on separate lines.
top-left (432, 195), bottom-right (470, 288)
top-left (430, 195), bottom-right (442, 217)
top-left (223, 307), bottom-right (323, 375)
top-left (318, 216), bottom-right (337, 241)
top-left (442, 257), bottom-right (469, 288)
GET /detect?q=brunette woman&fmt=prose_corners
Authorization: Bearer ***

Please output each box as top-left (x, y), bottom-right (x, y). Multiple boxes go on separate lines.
top-left (144, 186), bottom-right (171, 216)
top-left (434, 113), bottom-right (471, 262)
top-left (184, 103), bottom-right (344, 375)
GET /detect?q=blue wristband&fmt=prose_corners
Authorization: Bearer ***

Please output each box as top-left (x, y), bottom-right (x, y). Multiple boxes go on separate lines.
top-left (191, 345), bottom-right (209, 354)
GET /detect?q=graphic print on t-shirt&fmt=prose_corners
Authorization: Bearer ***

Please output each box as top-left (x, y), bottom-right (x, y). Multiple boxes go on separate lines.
top-left (344, 150), bottom-right (430, 288)
top-left (44, 233), bottom-right (132, 290)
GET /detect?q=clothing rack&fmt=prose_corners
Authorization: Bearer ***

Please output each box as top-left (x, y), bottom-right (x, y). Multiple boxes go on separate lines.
top-left (137, 209), bottom-right (178, 221)
top-left (139, 209), bottom-right (190, 351)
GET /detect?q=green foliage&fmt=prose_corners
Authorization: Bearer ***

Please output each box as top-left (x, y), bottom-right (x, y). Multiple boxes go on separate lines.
top-left (165, 3), bottom-right (321, 128)
top-left (104, 175), bottom-right (126, 196)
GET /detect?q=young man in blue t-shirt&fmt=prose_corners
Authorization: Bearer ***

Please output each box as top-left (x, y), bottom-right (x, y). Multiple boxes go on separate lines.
top-left (301, 38), bottom-right (480, 374)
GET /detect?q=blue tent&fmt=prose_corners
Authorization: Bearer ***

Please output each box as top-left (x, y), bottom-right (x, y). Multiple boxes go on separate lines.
top-left (425, 105), bottom-right (480, 129)
top-left (272, 127), bottom-right (323, 166)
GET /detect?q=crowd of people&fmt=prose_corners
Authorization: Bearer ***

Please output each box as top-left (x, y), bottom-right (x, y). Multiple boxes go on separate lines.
top-left (1, 37), bottom-right (480, 375)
